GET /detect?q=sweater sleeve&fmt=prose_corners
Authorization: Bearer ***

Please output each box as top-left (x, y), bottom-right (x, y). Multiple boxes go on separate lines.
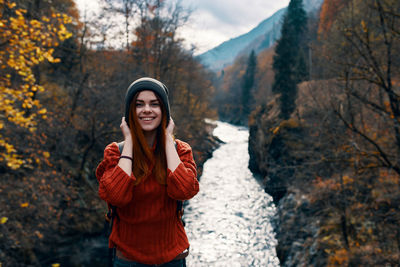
top-left (166, 140), bottom-right (199, 200)
top-left (96, 143), bottom-right (136, 207)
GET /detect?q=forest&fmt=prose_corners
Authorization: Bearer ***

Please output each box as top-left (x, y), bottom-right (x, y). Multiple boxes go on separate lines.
top-left (1, 0), bottom-right (399, 266)
top-left (0, 0), bottom-right (218, 265)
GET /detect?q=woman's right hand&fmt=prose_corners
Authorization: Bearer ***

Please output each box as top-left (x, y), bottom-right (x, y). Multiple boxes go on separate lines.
top-left (118, 117), bottom-right (133, 176)
top-left (120, 117), bottom-right (131, 140)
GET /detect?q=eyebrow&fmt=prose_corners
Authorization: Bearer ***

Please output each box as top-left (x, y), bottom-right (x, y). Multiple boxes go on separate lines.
top-left (136, 99), bottom-right (159, 102)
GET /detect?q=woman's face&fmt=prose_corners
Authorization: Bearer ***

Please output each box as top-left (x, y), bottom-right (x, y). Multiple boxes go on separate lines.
top-left (135, 90), bottom-right (162, 133)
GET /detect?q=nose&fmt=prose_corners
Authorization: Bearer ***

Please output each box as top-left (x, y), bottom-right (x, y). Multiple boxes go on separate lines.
top-left (143, 104), bottom-right (151, 112)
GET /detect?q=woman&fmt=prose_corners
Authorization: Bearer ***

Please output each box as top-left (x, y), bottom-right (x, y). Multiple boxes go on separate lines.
top-left (96, 77), bottom-right (199, 266)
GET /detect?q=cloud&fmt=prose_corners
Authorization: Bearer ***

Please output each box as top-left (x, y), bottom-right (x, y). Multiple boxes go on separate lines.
top-left (191, 0), bottom-right (286, 26)
top-left (179, 0), bottom-right (289, 54)
top-left (74, 0), bottom-right (290, 54)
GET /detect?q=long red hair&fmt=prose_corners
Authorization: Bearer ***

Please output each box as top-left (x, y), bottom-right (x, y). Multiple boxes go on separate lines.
top-left (128, 92), bottom-right (168, 185)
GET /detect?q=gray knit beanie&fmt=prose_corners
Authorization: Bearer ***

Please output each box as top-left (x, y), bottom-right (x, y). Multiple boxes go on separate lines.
top-left (124, 77), bottom-right (170, 126)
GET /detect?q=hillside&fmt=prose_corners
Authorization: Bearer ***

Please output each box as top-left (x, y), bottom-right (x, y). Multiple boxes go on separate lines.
top-left (248, 0), bottom-right (400, 265)
top-left (197, 8), bottom-right (285, 71)
top-left (197, 0), bottom-right (323, 71)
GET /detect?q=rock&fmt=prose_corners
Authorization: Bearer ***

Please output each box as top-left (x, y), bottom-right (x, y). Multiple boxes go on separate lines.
top-left (248, 99), bottom-right (327, 266)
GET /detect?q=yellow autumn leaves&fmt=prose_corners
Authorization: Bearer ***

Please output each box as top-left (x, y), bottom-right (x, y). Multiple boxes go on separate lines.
top-left (0, 1), bottom-right (72, 169)
top-left (0, 217), bottom-right (7, 224)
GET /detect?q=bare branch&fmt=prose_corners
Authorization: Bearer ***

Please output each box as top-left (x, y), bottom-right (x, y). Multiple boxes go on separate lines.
top-left (333, 108), bottom-right (400, 175)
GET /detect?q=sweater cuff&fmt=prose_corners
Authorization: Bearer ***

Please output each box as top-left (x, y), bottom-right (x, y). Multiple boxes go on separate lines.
top-left (168, 162), bottom-right (188, 179)
top-left (102, 165), bottom-right (136, 197)
top-left (111, 165), bottom-right (136, 183)
top-left (167, 163), bottom-right (197, 200)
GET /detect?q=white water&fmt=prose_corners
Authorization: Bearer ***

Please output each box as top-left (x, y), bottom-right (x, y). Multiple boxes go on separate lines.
top-left (185, 121), bottom-right (279, 267)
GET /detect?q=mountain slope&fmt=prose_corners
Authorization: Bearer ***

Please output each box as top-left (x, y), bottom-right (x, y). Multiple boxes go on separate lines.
top-left (198, 0), bottom-right (323, 71)
top-left (197, 8), bottom-right (286, 71)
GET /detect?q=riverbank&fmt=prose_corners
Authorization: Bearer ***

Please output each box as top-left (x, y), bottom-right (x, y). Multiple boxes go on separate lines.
top-left (248, 101), bottom-right (326, 266)
top-left (190, 119), bottom-right (223, 178)
top-left (248, 83), bottom-right (400, 266)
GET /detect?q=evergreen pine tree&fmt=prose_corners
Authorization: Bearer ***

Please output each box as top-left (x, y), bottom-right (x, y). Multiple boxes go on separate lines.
top-left (241, 50), bottom-right (257, 123)
top-left (272, 0), bottom-right (308, 120)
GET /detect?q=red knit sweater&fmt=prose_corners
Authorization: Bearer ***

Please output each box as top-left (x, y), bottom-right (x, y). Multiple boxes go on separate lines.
top-left (96, 139), bottom-right (199, 265)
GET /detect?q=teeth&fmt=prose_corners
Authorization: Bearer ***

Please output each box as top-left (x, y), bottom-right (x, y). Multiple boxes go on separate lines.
top-left (141, 118), bottom-right (154, 121)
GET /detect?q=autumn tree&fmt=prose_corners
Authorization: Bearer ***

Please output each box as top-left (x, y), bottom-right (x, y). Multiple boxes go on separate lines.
top-left (102, 0), bottom-right (141, 50)
top-left (213, 54), bottom-right (248, 125)
top-left (272, 0), bottom-right (308, 120)
top-left (318, 0), bottom-right (349, 35)
top-left (309, 0), bottom-right (400, 264)
top-left (319, 0), bottom-right (400, 175)
top-left (131, 0), bottom-right (189, 80)
top-left (0, 0), bottom-right (72, 169)
top-left (241, 50), bottom-right (257, 123)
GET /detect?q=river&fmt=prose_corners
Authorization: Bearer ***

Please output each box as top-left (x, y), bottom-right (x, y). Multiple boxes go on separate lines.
top-left (184, 121), bottom-right (279, 267)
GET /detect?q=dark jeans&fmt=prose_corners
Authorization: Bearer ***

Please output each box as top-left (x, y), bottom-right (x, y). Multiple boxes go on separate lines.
top-left (114, 257), bottom-right (186, 267)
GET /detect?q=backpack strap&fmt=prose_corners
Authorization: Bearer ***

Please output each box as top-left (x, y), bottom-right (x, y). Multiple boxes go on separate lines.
top-left (177, 200), bottom-right (185, 226)
top-left (172, 141), bottom-right (185, 225)
top-left (105, 142), bottom-right (125, 266)
top-left (108, 141), bottom-right (125, 219)
top-left (117, 141), bottom-right (124, 154)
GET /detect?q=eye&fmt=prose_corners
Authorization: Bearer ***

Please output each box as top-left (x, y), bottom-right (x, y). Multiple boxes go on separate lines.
top-left (151, 102), bottom-right (160, 107)
top-left (136, 102), bottom-right (144, 107)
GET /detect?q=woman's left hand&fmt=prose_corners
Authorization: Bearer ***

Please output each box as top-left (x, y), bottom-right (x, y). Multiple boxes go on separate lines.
top-left (166, 118), bottom-right (175, 136)
top-left (165, 117), bottom-right (181, 171)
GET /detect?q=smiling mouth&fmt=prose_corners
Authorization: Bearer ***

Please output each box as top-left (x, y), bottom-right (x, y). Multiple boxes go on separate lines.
top-left (140, 117), bottom-right (155, 121)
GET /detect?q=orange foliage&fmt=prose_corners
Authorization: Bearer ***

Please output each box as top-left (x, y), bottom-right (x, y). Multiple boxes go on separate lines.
top-left (313, 176), bottom-right (341, 191)
top-left (254, 46), bottom-right (275, 103)
top-left (318, 0), bottom-right (349, 35)
top-left (328, 248), bottom-right (349, 266)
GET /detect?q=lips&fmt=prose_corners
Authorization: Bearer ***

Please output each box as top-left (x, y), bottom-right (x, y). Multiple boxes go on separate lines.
top-left (140, 117), bottom-right (155, 121)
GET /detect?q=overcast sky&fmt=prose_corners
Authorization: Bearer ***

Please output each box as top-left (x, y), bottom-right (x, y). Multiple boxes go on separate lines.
top-left (75, 0), bottom-right (290, 54)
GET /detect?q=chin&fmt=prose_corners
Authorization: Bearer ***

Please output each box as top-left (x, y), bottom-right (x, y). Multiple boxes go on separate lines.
top-left (141, 127), bottom-right (157, 132)
top-left (140, 122), bottom-right (160, 132)
top-left (139, 120), bottom-right (160, 131)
